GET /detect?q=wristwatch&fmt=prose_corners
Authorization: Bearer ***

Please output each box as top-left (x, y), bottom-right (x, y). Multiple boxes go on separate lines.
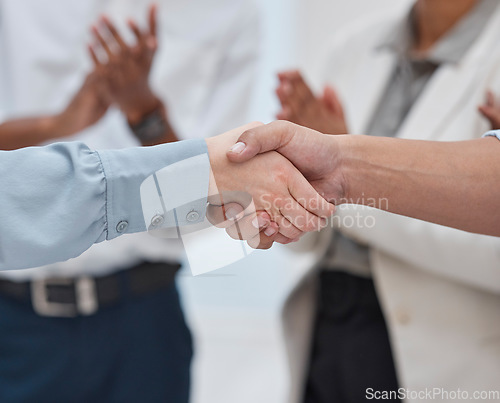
top-left (130, 107), bottom-right (170, 143)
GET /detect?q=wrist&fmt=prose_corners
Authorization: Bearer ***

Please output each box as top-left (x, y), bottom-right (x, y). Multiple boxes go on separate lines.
top-left (47, 113), bottom-right (70, 138)
top-left (124, 91), bottom-right (162, 125)
top-left (334, 134), bottom-right (360, 203)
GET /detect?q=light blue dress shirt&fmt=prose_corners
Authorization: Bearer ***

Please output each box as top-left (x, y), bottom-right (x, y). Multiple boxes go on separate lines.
top-left (0, 139), bottom-right (209, 270)
top-left (483, 130), bottom-right (500, 141)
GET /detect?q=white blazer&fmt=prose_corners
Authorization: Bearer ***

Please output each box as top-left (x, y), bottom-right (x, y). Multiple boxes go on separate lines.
top-left (282, 7), bottom-right (500, 403)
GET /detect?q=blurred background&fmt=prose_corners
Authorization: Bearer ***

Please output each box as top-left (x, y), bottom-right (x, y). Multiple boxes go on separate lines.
top-left (2, 0), bottom-right (500, 403)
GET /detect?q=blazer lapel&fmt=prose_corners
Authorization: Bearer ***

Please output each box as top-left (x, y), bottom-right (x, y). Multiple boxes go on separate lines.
top-left (396, 7), bottom-right (500, 141)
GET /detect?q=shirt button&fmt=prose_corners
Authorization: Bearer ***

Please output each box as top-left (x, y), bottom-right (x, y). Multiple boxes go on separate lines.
top-left (150, 214), bottom-right (164, 227)
top-left (116, 221), bottom-right (129, 233)
top-left (186, 211), bottom-right (200, 222)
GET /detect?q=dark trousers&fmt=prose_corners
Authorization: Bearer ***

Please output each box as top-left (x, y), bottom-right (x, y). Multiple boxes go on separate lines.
top-left (0, 281), bottom-right (192, 403)
top-left (303, 271), bottom-right (401, 403)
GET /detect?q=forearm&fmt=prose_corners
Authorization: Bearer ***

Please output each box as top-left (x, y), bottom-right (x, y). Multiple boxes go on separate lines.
top-left (0, 139), bottom-right (208, 270)
top-left (339, 135), bottom-right (500, 236)
top-left (0, 115), bottom-right (64, 150)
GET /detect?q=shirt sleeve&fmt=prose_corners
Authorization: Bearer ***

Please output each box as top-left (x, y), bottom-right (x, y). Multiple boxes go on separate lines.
top-left (482, 130), bottom-right (500, 140)
top-left (0, 139), bottom-right (210, 270)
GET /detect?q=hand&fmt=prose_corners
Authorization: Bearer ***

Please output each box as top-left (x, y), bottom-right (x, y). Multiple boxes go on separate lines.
top-left (276, 70), bottom-right (348, 135)
top-left (478, 90), bottom-right (500, 129)
top-left (205, 123), bottom-right (336, 249)
top-left (54, 72), bottom-right (111, 137)
top-left (89, 4), bottom-right (160, 125)
top-left (226, 121), bottom-right (349, 205)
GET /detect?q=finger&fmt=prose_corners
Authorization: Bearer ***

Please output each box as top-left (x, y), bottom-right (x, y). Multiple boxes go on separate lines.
top-left (91, 25), bottom-right (113, 59)
top-left (227, 121), bottom-right (296, 162)
top-left (206, 202), bottom-right (245, 228)
top-left (127, 19), bottom-right (145, 46)
top-left (287, 167), bottom-right (336, 218)
top-left (279, 198), bottom-right (328, 232)
top-left (290, 73), bottom-right (315, 108)
top-left (479, 105), bottom-right (500, 128)
top-left (323, 85), bottom-right (345, 117)
top-left (279, 81), bottom-right (304, 116)
top-left (272, 214), bottom-right (304, 239)
top-left (278, 70), bottom-right (300, 82)
top-left (102, 16), bottom-right (128, 51)
top-left (276, 106), bottom-right (291, 120)
top-left (225, 211), bottom-right (271, 241)
top-left (274, 232), bottom-right (298, 245)
top-left (88, 44), bottom-right (102, 67)
top-left (276, 88), bottom-right (294, 120)
top-left (149, 4), bottom-right (158, 37)
top-left (246, 222), bottom-right (280, 249)
top-left (486, 90), bottom-right (495, 107)
top-left (276, 85), bottom-right (289, 106)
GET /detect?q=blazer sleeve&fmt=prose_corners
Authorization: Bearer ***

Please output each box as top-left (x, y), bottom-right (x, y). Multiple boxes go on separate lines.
top-left (0, 139), bottom-right (209, 270)
top-left (336, 205), bottom-right (500, 294)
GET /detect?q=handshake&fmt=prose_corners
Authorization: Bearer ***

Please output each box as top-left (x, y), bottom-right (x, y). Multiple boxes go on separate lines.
top-left (205, 121), bottom-right (349, 249)
top-left (204, 120), bottom-right (500, 242)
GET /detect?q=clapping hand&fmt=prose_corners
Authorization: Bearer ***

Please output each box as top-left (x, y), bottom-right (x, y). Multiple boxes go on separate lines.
top-left (276, 70), bottom-right (348, 135)
top-left (276, 70), bottom-right (348, 134)
top-left (479, 90), bottom-right (500, 130)
top-left (89, 4), bottom-right (161, 125)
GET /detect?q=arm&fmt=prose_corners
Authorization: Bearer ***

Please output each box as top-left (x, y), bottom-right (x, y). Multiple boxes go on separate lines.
top-left (0, 138), bottom-right (207, 270)
top-left (0, 73), bottom-right (111, 150)
top-left (89, 5), bottom-right (178, 146)
top-left (340, 134), bottom-right (500, 236)
top-left (0, 123), bottom-right (334, 270)
top-left (276, 70), bottom-right (348, 135)
top-left (227, 121), bottom-right (500, 237)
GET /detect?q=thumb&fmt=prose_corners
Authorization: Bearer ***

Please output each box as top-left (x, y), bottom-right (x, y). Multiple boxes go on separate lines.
top-left (227, 121), bottom-right (295, 163)
top-left (322, 85), bottom-right (344, 116)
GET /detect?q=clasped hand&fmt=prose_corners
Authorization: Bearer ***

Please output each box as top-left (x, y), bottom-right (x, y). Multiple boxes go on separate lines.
top-left (206, 122), bottom-right (347, 249)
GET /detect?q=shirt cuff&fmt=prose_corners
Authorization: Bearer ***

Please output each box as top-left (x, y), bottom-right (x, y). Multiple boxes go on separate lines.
top-left (96, 139), bottom-right (210, 240)
top-left (482, 130), bottom-right (500, 141)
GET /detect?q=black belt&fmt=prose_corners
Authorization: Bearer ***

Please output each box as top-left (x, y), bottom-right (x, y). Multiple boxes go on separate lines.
top-left (0, 261), bottom-right (181, 318)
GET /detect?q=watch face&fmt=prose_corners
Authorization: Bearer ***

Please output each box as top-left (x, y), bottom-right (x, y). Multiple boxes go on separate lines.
top-left (133, 110), bottom-right (169, 142)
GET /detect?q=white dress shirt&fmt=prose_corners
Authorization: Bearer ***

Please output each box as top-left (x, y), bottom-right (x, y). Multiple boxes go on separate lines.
top-left (0, 0), bottom-right (259, 280)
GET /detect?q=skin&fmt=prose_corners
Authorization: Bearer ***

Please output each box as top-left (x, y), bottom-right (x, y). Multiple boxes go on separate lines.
top-left (0, 5), bottom-right (174, 150)
top-left (225, 121), bottom-right (500, 243)
top-left (479, 90), bottom-right (500, 129)
top-left (205, 123), bottom-right (336, 249)
top-left (0, 72), bottom-right (111, 151)
top-left (89, 4), bottom-right (178, 146)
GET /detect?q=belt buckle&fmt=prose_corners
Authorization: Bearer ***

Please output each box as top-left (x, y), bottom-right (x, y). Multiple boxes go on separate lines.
top-left (31, 277), bottom-right (98, 318)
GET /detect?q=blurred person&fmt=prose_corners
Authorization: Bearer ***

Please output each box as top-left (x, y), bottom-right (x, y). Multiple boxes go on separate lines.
top-left (274, 0), bottom-right (500, 402)
top-left (0, 0), bottom-right (260, 402)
